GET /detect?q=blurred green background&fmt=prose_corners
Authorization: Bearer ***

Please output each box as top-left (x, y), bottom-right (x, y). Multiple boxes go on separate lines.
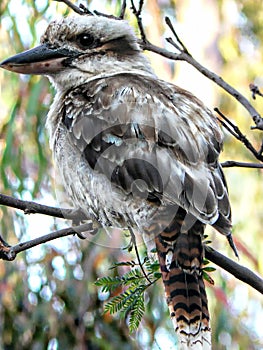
top-left (0, 0), bottom-right (263, 349)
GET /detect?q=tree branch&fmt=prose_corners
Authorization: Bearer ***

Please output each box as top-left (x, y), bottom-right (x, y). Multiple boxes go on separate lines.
top-left (221, 161), bottom-right (263, 168)
top-left (215, 108), bottom-right (263, 161)
top-left (249, 83), bottom-right (263, 100)
top-left (119, 0), bottom-right (127, 19)
top-left (165, 17), bottom-right (191, 55)
top-left (0, 223), bottom-right (93, 261)
top-left (205, 246), bottom-right (263, 295)
top-left (130, 0), bottom-right (147, 43)
top-left (139, 16), bottom-right (263, 131)
top-left (0, 194), bottom-right (95, 261)
top-left (53, 0), bottom-right (91, 15)
top-left (1, 192), bottom-right (262, 298)
top-left (0, 193), bottom-right (87, 221)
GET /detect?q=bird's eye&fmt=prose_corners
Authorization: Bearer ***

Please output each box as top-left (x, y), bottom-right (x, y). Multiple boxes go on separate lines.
top-left (77, 33), bottom-right (96, 49)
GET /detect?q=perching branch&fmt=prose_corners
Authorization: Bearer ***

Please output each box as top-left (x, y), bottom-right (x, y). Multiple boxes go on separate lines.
top-left (205, 246), bottom-right (263, 295)
top-left (0, 193), bottom-right (87, 221)
top-left (0, 194), bottom-right (94, 260)
top-left (1, 193), bottom-right (263, 297)
top-left (0, 222), bottom-right (93, 261)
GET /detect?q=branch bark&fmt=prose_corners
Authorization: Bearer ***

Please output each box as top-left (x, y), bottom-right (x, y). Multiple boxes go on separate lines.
top-left (221, 161), bottom-right (263, 168)
top-left (215, 108), bottom-right (263, 162)
top-left (0, 193), bottom-right (87, 221)
top-left (205, 246), bottom-right (263, 295)
top-left (0, 223), bottom-right (93, 261)
top-left (1, 192), bottom-right (263, 297)
top-left (54, 0), bottom-right (91, 15)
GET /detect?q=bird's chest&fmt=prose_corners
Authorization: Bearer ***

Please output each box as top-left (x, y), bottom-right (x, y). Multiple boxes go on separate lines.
top-left (52, 125), bottom-right (119, 224)
top-left (52, 124), bottom-right (157, 230)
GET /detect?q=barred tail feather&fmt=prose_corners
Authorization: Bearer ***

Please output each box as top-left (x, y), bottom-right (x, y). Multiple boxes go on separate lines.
top-left (155, 223), bottom-right (211, 349)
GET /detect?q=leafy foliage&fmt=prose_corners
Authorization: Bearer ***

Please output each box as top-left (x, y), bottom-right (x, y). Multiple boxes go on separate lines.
top-left (95, 254), bottom-right (160, 333)
top-left (95, 243), bottom-right (217, 333)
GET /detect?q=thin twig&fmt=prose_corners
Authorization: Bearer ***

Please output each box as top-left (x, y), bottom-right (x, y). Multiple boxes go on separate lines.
top-left (205, 246), bottom-right (263, 295)
top-left (130, 0), bottom-right (147, 43)
top-left (166, 37), bottom-right (183, 53)
top-left (221, 161), bottom-right (263, 168)
top-left (128, 227), bottom-right (152, 284)
top-left (138, 0), bottom-right (144, 14)
top-left (259, 140), bottom-right (263, 155)
top-left (165, 17), bottom-right (190, 55)
top-left (249, 83), bottom-right (263, 100)
top-left (141, 41), bottom-right (263, 130)
top-left (0, 223), bottom-right (93, 261)
top-left (119, 0), bottom-right (127, 19)
top-left (215, 108), bottom-right (263, 161)
top-left (53, 0), bottom-right (91, 15)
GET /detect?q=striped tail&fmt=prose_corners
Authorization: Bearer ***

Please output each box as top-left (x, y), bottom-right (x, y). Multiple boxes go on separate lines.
top-left (155, 220), bottom-right (211, 349)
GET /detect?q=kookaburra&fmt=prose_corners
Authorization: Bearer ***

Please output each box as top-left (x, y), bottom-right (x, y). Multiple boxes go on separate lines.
top-left (1, 12), bottom-right (237, 350)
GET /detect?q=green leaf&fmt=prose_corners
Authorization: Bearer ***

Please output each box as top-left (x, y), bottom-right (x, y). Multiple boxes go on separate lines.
top-left (128, 293), bottom-right (145, 332)
top-left (203, 271), bottom-right (215, 285)
top-left (94, 276), bottom-right (123, 292)
top-left (104, 290), bottom-right (134, 314)
top-left (203, 259), bottom-right (210, 265)
top-left (203, 266), bottom-right (217, 272)
top-left (145, 260), bottom-right (160, 272)
top-left (103, 284), bottom-right (147, 332)
top-left (121, 268), bottom-right (143, 284)
top-left (153, 272), bottom-right (162, 279)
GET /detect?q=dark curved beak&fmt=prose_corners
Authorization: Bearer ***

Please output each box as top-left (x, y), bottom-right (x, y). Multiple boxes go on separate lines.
top-left (0, 44), bottom-right (77, 75)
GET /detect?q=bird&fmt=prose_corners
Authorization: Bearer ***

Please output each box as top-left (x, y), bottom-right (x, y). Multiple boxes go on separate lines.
top-left (0, 12), bottom-right (237, 349)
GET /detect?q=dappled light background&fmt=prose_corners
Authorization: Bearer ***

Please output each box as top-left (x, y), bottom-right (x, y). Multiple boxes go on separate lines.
top-left (0, 0), bottom-right (263, 349)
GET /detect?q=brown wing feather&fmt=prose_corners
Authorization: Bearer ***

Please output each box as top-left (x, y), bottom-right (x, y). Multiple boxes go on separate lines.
top-left (62, 73), bottom-right (231, 234)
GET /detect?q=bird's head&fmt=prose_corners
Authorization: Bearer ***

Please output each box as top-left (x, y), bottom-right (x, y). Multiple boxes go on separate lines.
top-left (0, 15), bottom-right (153, 90)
